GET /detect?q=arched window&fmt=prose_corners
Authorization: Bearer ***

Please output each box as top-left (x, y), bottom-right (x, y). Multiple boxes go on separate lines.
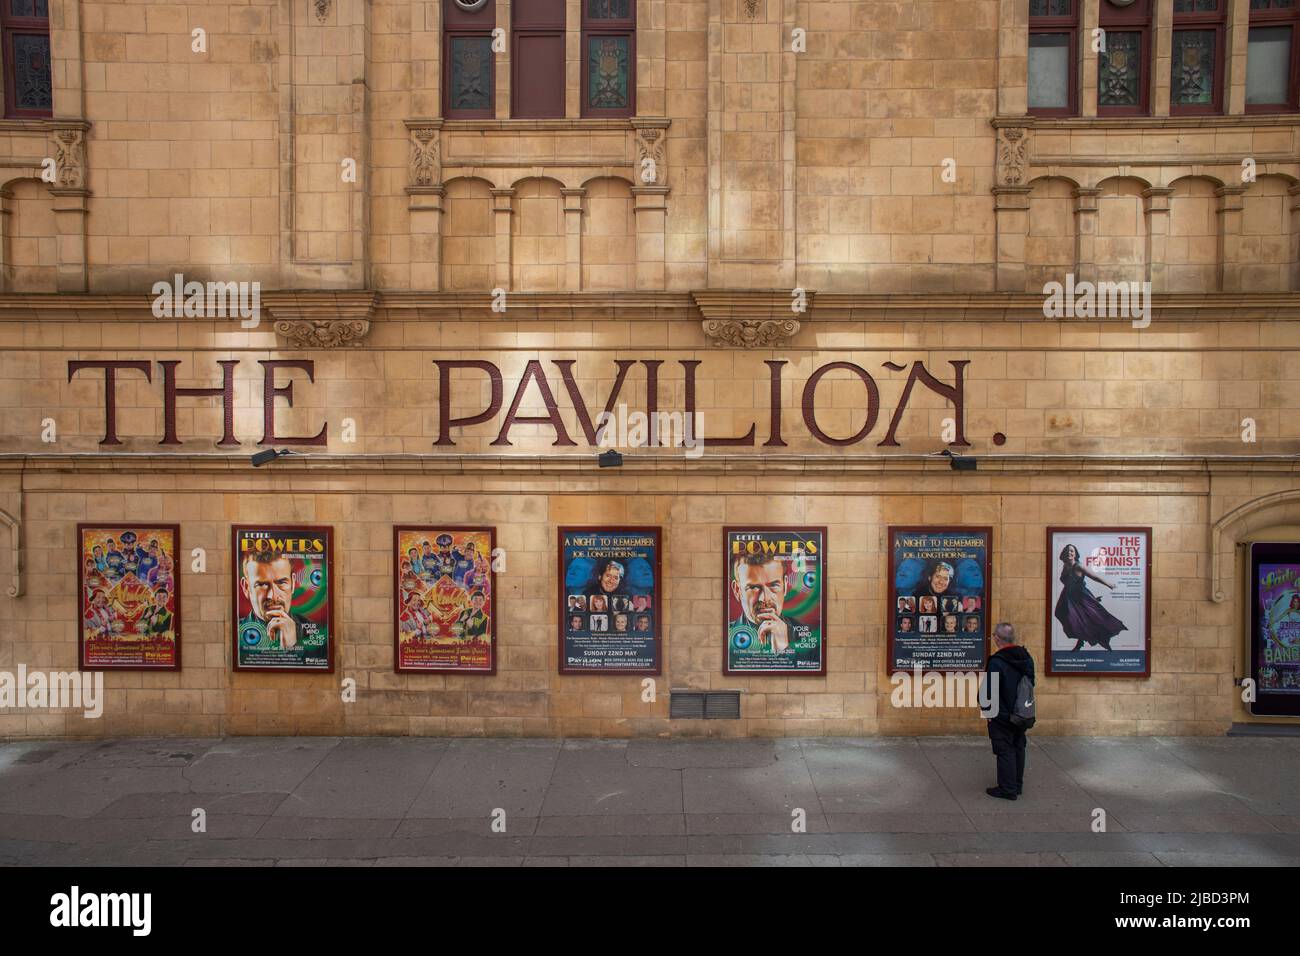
top-left (1247, 0), bottom-right (1300, 111)
top-left (444, 0), bottom-right (495, 119)
top-left (2, 0), bottom-right (52, 119)
top-left (582, 0), bottom-right (635, 117)
top-left (1171, 1), bottom-right (1226, 115)
top-left (1028, 1), bottom-right (1078, 117)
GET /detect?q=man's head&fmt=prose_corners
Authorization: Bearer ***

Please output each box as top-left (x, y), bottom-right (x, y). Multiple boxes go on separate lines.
top-left (928, 562), bottom-right (953, 594)
top-left (899, 616), bottom-right (913, 632)
top-left (469, 589), bottom-right (486, 610)
top-left (241, 551), bottom-right (295, 622)
top-left (594, 559), bottom-right (625, 594)
top-left (732, 553), bottom-right (787, 626)
top-left (153, 587), bottom-right (169, 605)
top-left (992, 621), bottom-right (1016, 648)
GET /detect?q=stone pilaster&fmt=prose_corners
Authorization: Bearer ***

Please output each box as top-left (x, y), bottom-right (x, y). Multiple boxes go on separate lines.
top-left (1143, 186), bottom-right (1174, 291)
top-left (562, 188), bottom-right (585, 292)
top-left (1074, 187), bottom-right (1102, 284)
top-left (1216, 184), bottom-right (1247, 293)
top-left (492, 188), bottom-right (516, 291)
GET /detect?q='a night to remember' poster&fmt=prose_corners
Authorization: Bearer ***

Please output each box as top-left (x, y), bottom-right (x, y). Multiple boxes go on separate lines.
top-left (889, 527), bottom-right (989, 672)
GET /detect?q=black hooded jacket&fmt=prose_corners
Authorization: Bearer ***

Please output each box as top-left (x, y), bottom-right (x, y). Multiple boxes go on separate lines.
top-left (986, 644), bottom-right (1035, 726)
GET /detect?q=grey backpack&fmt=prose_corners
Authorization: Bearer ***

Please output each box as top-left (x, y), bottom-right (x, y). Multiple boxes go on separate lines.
top-left (1010, 670), bottom-right (1036, 730)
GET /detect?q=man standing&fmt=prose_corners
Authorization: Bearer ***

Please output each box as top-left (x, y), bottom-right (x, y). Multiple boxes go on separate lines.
top-left (984, 621), bottom-right (1035, 801)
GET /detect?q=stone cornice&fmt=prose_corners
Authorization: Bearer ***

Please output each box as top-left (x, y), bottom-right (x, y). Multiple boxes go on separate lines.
top-left (3, 453), bottom-right (1298, 481)
top-left (2, 291), bottom-right (1300, 323)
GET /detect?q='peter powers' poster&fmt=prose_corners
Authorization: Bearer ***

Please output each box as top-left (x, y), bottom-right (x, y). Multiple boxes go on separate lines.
top-left (1250, 543), bottom-right (1300, 716)
top-left (889, 527), bottom-right (989, 672)
top-left (560, 528), bottom-right (660, 674)
top-left (232, 526), bottom-right (333, 672)
top-left (1046, 528), bottom-right (1150, 676)
top-left (724, 528), bottom-right (826, 675)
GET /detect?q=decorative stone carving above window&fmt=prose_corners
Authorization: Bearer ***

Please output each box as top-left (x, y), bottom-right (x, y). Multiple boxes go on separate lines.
top-left (314, 0), bottom-right (332, 23)
top-left (995, 126), bottom-right (1029, 186)
top-left (266, 291), bottom-right (378, 348)
top-left (409, 125), bottom-right (441, 187)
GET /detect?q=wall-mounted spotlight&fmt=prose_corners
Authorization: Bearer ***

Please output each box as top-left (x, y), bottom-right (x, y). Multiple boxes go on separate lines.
top-left (598, 450), bottom-right (624, 469)
top-left (251, 448), bottom-right (294, 468)
top-left (941, 449), bottom-right (977, 472)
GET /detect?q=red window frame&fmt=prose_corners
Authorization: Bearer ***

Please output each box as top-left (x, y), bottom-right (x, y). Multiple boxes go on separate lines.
top-left (443, 0), bottom-right (496, 120)
top-left (1171, 1), bottom-right (1226, 115)
top-left (581, 0), bottom-right (636, 118)
top-left (1097, 0), bottom-right (1152, 116)
top-left (512, 0), bottom-right (565, 119)
top-left (1, 0), bottom-right (52, 120)
top-left (1028, 1), bottom-right (1079, 118)
top-left (1247, 0), bottom-right (1300, 113)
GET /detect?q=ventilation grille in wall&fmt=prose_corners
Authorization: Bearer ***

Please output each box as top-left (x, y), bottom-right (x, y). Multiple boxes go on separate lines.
top-left (669, 690), bottom-right (741, 720)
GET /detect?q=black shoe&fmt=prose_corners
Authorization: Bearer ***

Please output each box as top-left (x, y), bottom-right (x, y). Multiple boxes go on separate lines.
top-left (985, 787), bottom-right (1017, 801)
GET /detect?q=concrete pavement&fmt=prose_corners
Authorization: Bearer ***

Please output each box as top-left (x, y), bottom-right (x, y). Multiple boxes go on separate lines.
top-left (1, 735), bottom-right (1298, 867)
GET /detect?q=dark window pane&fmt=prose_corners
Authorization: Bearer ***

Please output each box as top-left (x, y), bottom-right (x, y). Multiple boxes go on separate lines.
top-left (13, 32), bottom-right (51, 111)
top-left (1172, 29), bottom-right (1216, 104)
top-left (450, 36), bottom-right (492, 112)
top-left (1030, 0), bottom-right (1073, 13)
top-left (1098, 31), bottom-right (1142, 107)
top-left (587, 0), bottom-right (631, 19)
top-left (1251, 1), bottom-right (1295, 10)
top-left (1175, 0), bottom-right (1219, 11)
top-left (1029, 32), bottom-right (1071, 109)
top-left (515, 34), bottom-right (564, 118)
top-left (1247, 25), bottom-right (1293, 103)
top-left (587, 35), bottom-right (630, 109)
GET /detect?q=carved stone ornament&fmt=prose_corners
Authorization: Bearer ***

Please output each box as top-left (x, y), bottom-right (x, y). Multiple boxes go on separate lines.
top-left (52, 129), bottom-right (86, 190)
top-left (410, 127), bottom-right (440, 187)
top-left (314, 0), bottom-right (331, 23)
top-left (744, 0), bottom-right (760, 18)
top-left (996, 126), bottom-right (1029, 187)
top-left (274, 318), bottom-right (371, 348)
top-left (702, 318), bottom-right (800, 349)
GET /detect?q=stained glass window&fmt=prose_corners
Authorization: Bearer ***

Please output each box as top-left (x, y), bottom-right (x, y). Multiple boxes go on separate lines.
top-left (1172, 30), bottom-right (1216, 105)
top-left (450, 36), bottom-right (493, 112)
top-left (588, 0), bottom-right (631, 18)
top-left (1099, 32), bottom-right (1142, 107)
top-left (2, 0), bottom-right (52, 117)
top-left (582, 0), bottom-right (635, 116)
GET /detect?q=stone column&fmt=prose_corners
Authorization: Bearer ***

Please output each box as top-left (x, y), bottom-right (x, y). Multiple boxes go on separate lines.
top-left (1216, 184), bottom-right (1246, 293)
top-left (1143, 186), bottom-right (1173, 291)
top-left (1152, 0), bottom-right (1173, 117)
top-left (1290, 184), bottom-right (1300, 292)
top-left (632, 186), bottom-right (669, 291)
top-left (992, 123), bottom-right (1031, 292)
top-left (562, 188), bottom-right (585, 291)
top-left (406, 120), bottom-right (444, 291)
top-left (1225, 0), bottom-right (1250, 115)
top-left (1081, 0), bottom-right (1100, 117)
top-left (49, 125), bottom-right (90, 293)
top-left (492, 188), bottom-right (516, 290)
top-left (1073, 187), bottom-right (1102, 284)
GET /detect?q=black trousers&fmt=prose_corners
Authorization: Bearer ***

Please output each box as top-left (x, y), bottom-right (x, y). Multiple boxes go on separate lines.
top-left (987, 719), bottom-right (1027, 794)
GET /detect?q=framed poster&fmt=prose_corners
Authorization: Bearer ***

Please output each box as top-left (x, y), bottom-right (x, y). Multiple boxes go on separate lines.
top-left (78, 524), bottom-right (181, 671)
top-left (888, 526), bottom-right (990, 673)
top-left (723, 527), bottom-right (827, 676)
top-left (558, 527), bottom-right (661, 675)
top-left (1046, 527), bottom-right (1151, 677)
top-left (232, 525), bottom-right (334, 672)
top-left (394, 526), bottom-right (496, 674)
top-left (1248, 542), bottom-right (1300, 717)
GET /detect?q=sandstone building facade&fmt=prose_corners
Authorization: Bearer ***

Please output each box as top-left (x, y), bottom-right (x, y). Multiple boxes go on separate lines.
top-left (1, 0), bottom-right (1299, 737)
